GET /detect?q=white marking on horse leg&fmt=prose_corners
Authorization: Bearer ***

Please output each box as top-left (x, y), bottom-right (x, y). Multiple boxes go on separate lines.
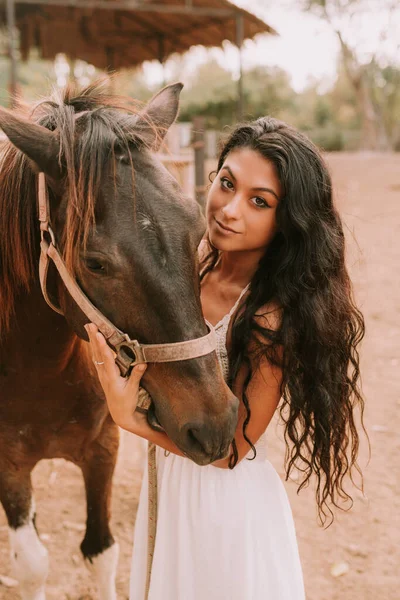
top-left (8, 500), bottom-right (49, 600)
top-left (85, 542), bottom-right (119, 600)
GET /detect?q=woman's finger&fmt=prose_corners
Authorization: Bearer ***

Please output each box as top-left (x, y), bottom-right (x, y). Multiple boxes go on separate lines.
top-left (85, 323), bottom-right (102, 364)
top-left (84, 323), bottom-right (148, 426)
top-left (94, 328), bottom-right (121, 378)
top-left (126, 363), bottom-right (147, 394)
top-left (85, 324), bottom-right (119, 379)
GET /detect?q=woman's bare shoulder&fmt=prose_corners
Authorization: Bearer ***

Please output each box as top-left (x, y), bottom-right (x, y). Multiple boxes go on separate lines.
top-left (254, 301), bottom-right (282, 332)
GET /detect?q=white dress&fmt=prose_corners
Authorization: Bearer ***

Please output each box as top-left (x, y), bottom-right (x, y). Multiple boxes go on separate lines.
top-left (130, 286), bottom-right (305, 600)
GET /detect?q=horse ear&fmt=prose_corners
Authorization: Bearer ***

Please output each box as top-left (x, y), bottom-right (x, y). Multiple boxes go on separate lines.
top-left (0, 106), bottom-right (62, 180)
top-left (137, 82), bottom-right (183, 151)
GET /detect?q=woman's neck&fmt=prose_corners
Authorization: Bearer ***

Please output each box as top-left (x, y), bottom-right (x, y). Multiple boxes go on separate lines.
top-left (213, 249), bottom-right (262, 289)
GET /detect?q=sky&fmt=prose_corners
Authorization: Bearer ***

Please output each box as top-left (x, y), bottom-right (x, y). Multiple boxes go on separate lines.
top-left (143, 0), bottom-right (400, 93)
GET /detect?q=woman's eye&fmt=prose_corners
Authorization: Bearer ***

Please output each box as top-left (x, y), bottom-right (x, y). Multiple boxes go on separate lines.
top-left (220, 177), bottom-right (234, 190)
top-left (252, 196), bottom-right (270, 208)
top-left (85, 259), bottom-right (106, 273)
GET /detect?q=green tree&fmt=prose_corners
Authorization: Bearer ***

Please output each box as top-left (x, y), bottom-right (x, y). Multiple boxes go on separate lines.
top-left (242, 66), bottom-right (296, 121)
top-left (300, 0), bottom-right (397, 150)
top-left (178, 59), bottom-right (237, 127)
top-left (370, 62), bottom-right (400, 149)
top-left (177, 60), bottom-right (296, 128)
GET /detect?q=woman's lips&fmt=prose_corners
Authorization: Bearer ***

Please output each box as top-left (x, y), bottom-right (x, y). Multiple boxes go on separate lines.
top-left (214, 218), bottom-right (239, 234)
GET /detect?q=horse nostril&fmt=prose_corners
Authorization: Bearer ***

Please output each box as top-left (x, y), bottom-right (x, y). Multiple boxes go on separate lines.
top-left (183, 423), bottom-right (215, 458)
top-left (181, 400), bottom-right (239, 462)
top-left (190, 427), bottom-right (212, 456)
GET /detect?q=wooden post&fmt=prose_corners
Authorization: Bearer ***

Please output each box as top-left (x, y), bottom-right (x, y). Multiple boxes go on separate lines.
top-left (236, 12), bottom-right (244, 121)
top-left (69, 58), bottom-right (77, 84)
top-left (158, 34), bottom-right (167, 87)
top-left (6, 0), bottom-right (18, 108)
top-left (192, 116), bottom-right (206, 209)
top-left (106, 47), bottom-right (115, 93)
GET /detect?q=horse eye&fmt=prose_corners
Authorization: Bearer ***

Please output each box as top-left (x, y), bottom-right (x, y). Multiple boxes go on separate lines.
top-left (85, 258), bottom-right (105, 273)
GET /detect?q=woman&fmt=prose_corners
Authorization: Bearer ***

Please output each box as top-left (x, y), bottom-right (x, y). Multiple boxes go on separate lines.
top-left (86, 117), bottom-right (365, 600)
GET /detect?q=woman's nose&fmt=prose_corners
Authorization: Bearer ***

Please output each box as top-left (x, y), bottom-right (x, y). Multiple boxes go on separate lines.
top-left (221, 196), bottom-right (241, 219)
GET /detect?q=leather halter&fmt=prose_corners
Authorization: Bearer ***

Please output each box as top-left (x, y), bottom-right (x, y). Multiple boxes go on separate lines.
top-left (37, 172), bottom-right (216, 376)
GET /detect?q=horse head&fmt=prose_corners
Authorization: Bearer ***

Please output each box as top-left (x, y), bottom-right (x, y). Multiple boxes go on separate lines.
top-left (0, 82), bottom-right (238, 465)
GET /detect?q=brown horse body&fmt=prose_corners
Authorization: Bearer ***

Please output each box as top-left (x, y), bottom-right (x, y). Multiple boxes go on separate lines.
top-left (0, 280), bottom-right (119, 599)
top-left (0, 83), bottom-right (238, 599)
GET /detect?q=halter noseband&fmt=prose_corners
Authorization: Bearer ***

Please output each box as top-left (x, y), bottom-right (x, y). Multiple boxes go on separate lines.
top-left (37, 172), bottom-right (216, 376)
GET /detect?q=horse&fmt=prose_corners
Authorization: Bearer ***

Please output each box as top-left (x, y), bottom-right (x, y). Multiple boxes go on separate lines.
top-left (0, 81), bottom-right (238, 600)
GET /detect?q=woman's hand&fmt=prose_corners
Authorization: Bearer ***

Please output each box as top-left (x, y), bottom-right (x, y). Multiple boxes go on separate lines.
top-left (85, 323), bottom-right (147, 429)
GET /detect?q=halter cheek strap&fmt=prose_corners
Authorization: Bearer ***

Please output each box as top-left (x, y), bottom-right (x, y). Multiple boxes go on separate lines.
top-left (37, 172), bottom-right (216, 376)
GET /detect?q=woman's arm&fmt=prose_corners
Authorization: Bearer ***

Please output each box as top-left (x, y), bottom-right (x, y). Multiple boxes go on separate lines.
top-left (126, 411), bottom-right (186, 457)
top-left (85, 301), bottom-right (282, 468)
top-left (85, 323), bottom-right (186, 456)
top-left (130, 350), bottom-right (281, 469)
top-left (211, 351), bottom-right (282, 468)
top-left (212, 304), bottom-right (283, 469)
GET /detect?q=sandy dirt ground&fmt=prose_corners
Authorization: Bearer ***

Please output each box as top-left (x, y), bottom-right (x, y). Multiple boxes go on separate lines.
top-left (1, 153), bottom-right (399, 599)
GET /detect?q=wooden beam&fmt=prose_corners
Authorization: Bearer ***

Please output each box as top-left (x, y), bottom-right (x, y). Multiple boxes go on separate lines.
top-left (120, 9), bottom-right (222, 49)
top-left (6, 0), bottom-right (17, 107)
top-left (236, 12), bottom-right (244, 121)
top-left (192, 116), bottom-right (206, 209)
top-left (13, 0), bottom-right (237, 17)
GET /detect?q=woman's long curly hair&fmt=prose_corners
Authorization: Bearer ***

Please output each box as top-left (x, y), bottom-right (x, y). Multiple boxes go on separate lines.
top-left (200, 117), bottom-right (365, 525)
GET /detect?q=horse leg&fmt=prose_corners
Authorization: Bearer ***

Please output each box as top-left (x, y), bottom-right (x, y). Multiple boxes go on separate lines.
top-left (79, 420), bottom-right (120, 600)
top-left (0, 467), bottom-right (49, 600)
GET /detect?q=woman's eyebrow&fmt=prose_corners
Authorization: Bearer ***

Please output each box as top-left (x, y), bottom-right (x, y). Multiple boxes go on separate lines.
top-left (251, 186), bottom-right (280, 202)
top-left (221, 165), bottom-right (236, 181)
top-left (222, 165), bottom-right (279, 202)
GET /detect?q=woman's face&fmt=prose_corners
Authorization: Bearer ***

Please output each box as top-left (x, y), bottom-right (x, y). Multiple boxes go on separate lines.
top-left (206, 147), bottom-right (282, 253)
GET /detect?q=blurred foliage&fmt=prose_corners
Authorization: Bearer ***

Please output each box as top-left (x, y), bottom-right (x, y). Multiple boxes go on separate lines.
top-left (176, 61), bottom-right (297, 129)
top-left (177, 60), bottom-right (237, 127)
top-left (0, 35), bottom-right (399, 151)
top-left (299, 0), bottom-right (398, 149)
top-left (0, 48), bottom-right (57, 106)
top-left (168, 59), bottom-right (365, 151)
top-left (369, 62), bottom-right (400, 151)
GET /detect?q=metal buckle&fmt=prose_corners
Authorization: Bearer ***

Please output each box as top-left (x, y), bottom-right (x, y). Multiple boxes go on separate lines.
top-left (47, 225), bottom-right (56, 246)
top-left (114, 334), bottom-right (145, 369)
top-left (40, 225), bottom-right (56, 248)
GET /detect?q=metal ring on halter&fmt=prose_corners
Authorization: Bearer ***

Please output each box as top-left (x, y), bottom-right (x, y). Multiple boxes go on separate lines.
top-left (93, 360), bottom-right (105, 366)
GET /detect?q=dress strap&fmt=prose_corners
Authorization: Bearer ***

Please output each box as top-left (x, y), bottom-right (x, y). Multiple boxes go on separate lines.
top-left (226, 283), bottom-right (250, 319)
top-left (213, 283), bottom-right (250, 330)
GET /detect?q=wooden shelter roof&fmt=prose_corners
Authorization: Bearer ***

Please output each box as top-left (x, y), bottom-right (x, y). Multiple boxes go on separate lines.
top-left (0, 0), bottom-right (277, 70)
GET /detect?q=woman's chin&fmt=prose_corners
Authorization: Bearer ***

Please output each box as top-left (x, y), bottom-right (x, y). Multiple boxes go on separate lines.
top-left (209, 235), bottom-right (239, 252)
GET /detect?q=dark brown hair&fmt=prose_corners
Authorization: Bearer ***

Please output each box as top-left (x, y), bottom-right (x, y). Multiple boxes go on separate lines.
top-left (201, 117), bottom-right (365, 525)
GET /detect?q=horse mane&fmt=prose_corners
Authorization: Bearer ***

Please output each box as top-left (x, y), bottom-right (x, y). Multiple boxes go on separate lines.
top-left (0, 80), bottom-right (145, 336)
